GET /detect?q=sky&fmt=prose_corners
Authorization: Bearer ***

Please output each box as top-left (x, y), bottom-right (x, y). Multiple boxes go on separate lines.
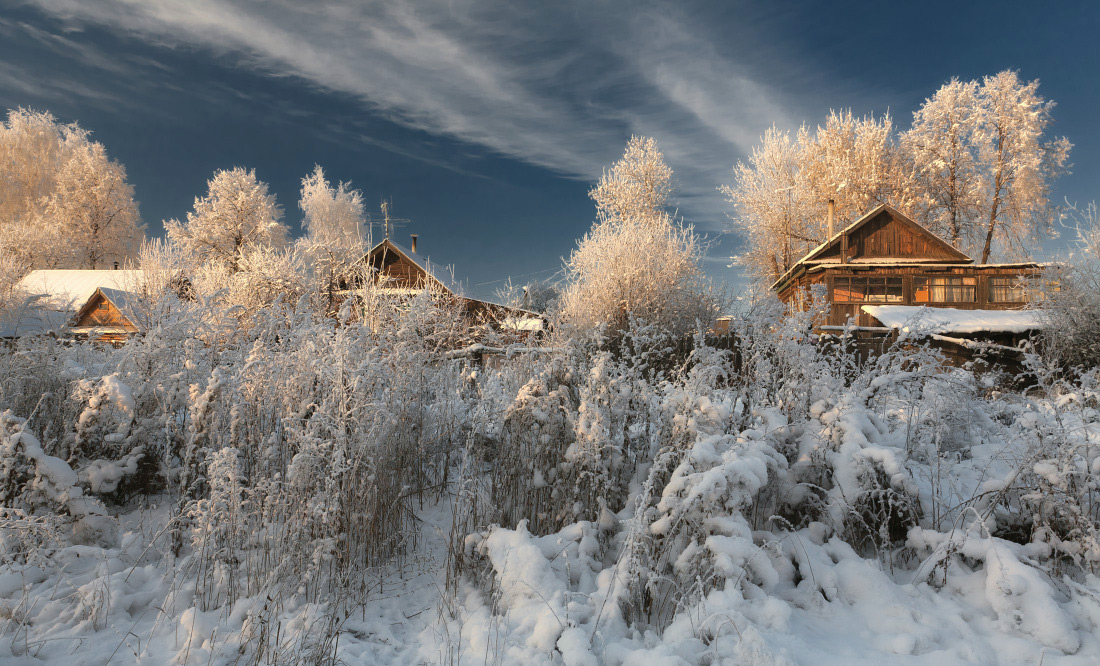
top-left (1, 0), bottom-right (1097, 300)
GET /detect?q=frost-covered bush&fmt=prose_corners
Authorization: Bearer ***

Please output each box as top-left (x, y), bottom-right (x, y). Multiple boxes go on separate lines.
top-left (1038, 201), bottom-right (1100, 369)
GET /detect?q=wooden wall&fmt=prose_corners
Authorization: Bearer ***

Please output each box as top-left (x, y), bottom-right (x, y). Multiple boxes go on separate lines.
top-left (814, 210), bottom-right (965, 263)
top-left (780, 265), bottom-right (1042, 328)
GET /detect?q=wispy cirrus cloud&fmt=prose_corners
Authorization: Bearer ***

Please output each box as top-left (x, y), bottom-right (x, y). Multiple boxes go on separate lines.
top-left (19, 0), bottom-right (822, 232)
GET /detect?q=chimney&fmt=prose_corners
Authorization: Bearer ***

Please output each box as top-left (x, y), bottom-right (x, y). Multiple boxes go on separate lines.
top-left (410, 234), bottom-right (418, 254)
top-left (827, 199), bottom-right (835, 237)
top-left (113, 261), bottom-right (120, 270)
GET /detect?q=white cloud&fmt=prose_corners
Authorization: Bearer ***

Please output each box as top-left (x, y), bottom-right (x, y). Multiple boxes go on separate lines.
top-left (23, 0), bottom-right (823, 233)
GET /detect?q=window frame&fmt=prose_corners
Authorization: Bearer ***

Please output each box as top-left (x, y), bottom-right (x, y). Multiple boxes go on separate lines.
top-left (832, 275), bottom-right (904, 304)
top-left (913, 275), bottom-right (977, 304)
top-left (987, 275), bottom-right (1030, 304)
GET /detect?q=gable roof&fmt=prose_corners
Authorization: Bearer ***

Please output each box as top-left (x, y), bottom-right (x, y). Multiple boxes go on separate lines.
top-left (72, 287), bottom-right (144, 333)
top-left (15, 270), bottom-right (145, 312)
top-left (771, 204), bottom-right (972, 292)
top-left (363, 238), bottom-right (462, 294)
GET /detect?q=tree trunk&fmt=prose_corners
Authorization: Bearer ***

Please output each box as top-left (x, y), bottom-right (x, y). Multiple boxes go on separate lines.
top-left (981, 187), bottom-right (1001, 263)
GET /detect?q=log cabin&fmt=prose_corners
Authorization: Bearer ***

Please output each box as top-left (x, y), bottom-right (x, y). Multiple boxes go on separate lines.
top-left (772, 204), bottom-right (1046, 336)
top-left (71, 287), bottom-right (142, 345)
top-left (2, 269), bottom-right (145, 341)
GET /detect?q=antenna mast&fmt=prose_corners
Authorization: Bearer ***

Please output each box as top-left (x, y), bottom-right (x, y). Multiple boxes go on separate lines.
top-left (377, 199), bottom-right (410, 242)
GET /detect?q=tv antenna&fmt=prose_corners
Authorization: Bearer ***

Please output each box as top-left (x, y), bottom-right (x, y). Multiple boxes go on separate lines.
top-left (379, 200), bottom-right (411, 240)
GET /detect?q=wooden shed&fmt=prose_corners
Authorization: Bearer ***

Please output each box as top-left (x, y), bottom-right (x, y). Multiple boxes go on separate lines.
top-left (772, 204), bottom-right (1046, 329)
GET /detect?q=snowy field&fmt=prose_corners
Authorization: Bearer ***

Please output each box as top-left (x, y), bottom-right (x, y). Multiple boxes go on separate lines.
top-left (2, 298), bottom-right (1100, 666)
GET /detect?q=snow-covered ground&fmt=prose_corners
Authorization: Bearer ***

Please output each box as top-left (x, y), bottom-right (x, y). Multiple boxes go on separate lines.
top-left (2, 304), bottom-right (1100, 665)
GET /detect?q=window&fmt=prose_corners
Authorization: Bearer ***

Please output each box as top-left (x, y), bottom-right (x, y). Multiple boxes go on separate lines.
top-left (988, 276), bottom-right (1029, 304)
top-left (833, 276), bottom-right (903, 303)
top-left (98, 303), bottom-right (108, 311)
top-left (913, 276), bottom-right (976, 303)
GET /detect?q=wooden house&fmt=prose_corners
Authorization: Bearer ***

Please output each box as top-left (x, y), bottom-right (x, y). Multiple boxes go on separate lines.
top-left (3, 270), bottom-right (145, 341)
top-left (350, 237), bottom-right (544, 339)
top-left (772, 204), bottom-right (1045, 332)
top-left (71, 287), bottom-right (142, 345)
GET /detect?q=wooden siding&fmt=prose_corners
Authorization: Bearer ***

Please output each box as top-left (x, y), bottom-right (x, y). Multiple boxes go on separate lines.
top-left (73, 292), bottom-right (138, 331)
top-left (367, 248), bottom-right (437, 290)
top-left (847, 209), bottom-right (966, 261)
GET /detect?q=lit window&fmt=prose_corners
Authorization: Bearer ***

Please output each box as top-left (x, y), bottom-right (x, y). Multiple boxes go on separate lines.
top-left (833, 276), bottom-right (903, 303)
top-left (988, 276), bottom-right (1028, 304)
top-left (914, 276), bottom-right (976, 303)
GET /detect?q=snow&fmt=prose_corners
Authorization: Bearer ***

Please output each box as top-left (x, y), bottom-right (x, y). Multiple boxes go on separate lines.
top-left (502, 316), bottom-right (545, 332)
top-left (862, 304), bottom-right (1045, 334)
top-left (3, 298), bottom-right (1100, 666)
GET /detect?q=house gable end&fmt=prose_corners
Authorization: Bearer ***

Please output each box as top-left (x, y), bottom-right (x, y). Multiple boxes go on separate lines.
top-left (73, 289), bottom-right (138, 332)
top-left (362, 239), bottom-right (453, 295)
top-left (845, 207), bottom-right (972, 263)
top-left (772, 204), bottom-right (971, 292)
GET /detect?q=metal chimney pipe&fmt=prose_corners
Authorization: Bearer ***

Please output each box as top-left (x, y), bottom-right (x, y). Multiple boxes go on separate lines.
top-left (827, 199), bottom-right (835, 237)
top-left (410, 234), bottom-right (418, 254)
top-left (113, 261), bottom-right (120, 270)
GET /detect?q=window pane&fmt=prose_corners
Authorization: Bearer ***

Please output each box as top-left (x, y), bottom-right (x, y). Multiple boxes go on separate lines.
top-left (989, 276), bottom-right (1028, 303)
top-left (834, 276), bottom-right (865, 302)
top-left (886, 278), bottom-right (903, 303)
top-left (915, 276), bottom-right (976, 303)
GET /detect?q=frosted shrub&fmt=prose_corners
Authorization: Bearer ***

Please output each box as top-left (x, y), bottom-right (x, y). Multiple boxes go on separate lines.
top-left (1009, 367), bottom-right (1100, 570)
top-left (491, 351), bottom-right (581, 535)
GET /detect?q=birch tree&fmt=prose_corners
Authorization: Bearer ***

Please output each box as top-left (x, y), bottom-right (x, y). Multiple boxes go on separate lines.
top-left (901, 78), bottom-right (984, 248)
top-left (562, 136), bottom-right (717, 336)
top-left (299, 165), bottom-right (367, 305)
top-left (166, 167), bottom-right (287, 272)
top-left (972, 71), bottom-right (1071, 262)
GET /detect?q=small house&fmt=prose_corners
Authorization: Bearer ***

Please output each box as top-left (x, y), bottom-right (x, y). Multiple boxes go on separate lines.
top-left (3, 269), bottom-right (144, 341)
top-left (350, 236), bottom-right (544, 339)
top-left (772, 204), bottom-right (1045, 340)
top-left (71, 287), bottom-right (142, 345)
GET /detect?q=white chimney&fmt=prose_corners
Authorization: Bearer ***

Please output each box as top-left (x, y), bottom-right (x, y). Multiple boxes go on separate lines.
top-left (827, 199), bottom-right (836, 237)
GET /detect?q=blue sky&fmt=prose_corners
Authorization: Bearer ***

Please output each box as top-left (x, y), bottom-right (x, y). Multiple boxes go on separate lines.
top-left (1, 0), bottom-right (1096, 299)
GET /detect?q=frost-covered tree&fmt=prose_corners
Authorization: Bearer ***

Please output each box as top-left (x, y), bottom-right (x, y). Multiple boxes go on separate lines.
top-left (902, 78), bottom-right (984, 247)
top-left (724, 112), bottom-right (914, 282)
top-left (299, 165), bottom-right (368, 304)
top-left (589, 135), bottom-right (674, 221)
top-left (42, 141), bottom-right (143, 269)
top-left (721, 127), bottom-right (815, 281)
top-left (0, 108), bottom-right (71, 229)
top-left (1038, 201), bottom-right (1100, 368)
top-left (561, 136), bottom-right (717, 336)
top-left (166, 167), bottom-right (287, 273)
top-left (972, 71), bottom-right (1071, 262)
top-left (0, 107), bottom-right (142, 271)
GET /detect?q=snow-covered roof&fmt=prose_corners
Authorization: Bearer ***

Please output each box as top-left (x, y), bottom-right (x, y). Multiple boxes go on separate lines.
top-left (862, 305), bottom-right (1044, 335)
top-left (0, 307), bottom-right (71, 338)
top-left (501, 316), bottom-right (544, 332)
top-left (70, 286), bottom-right (144, 332)
top-left (15, 270), bottom-right (144, 312)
